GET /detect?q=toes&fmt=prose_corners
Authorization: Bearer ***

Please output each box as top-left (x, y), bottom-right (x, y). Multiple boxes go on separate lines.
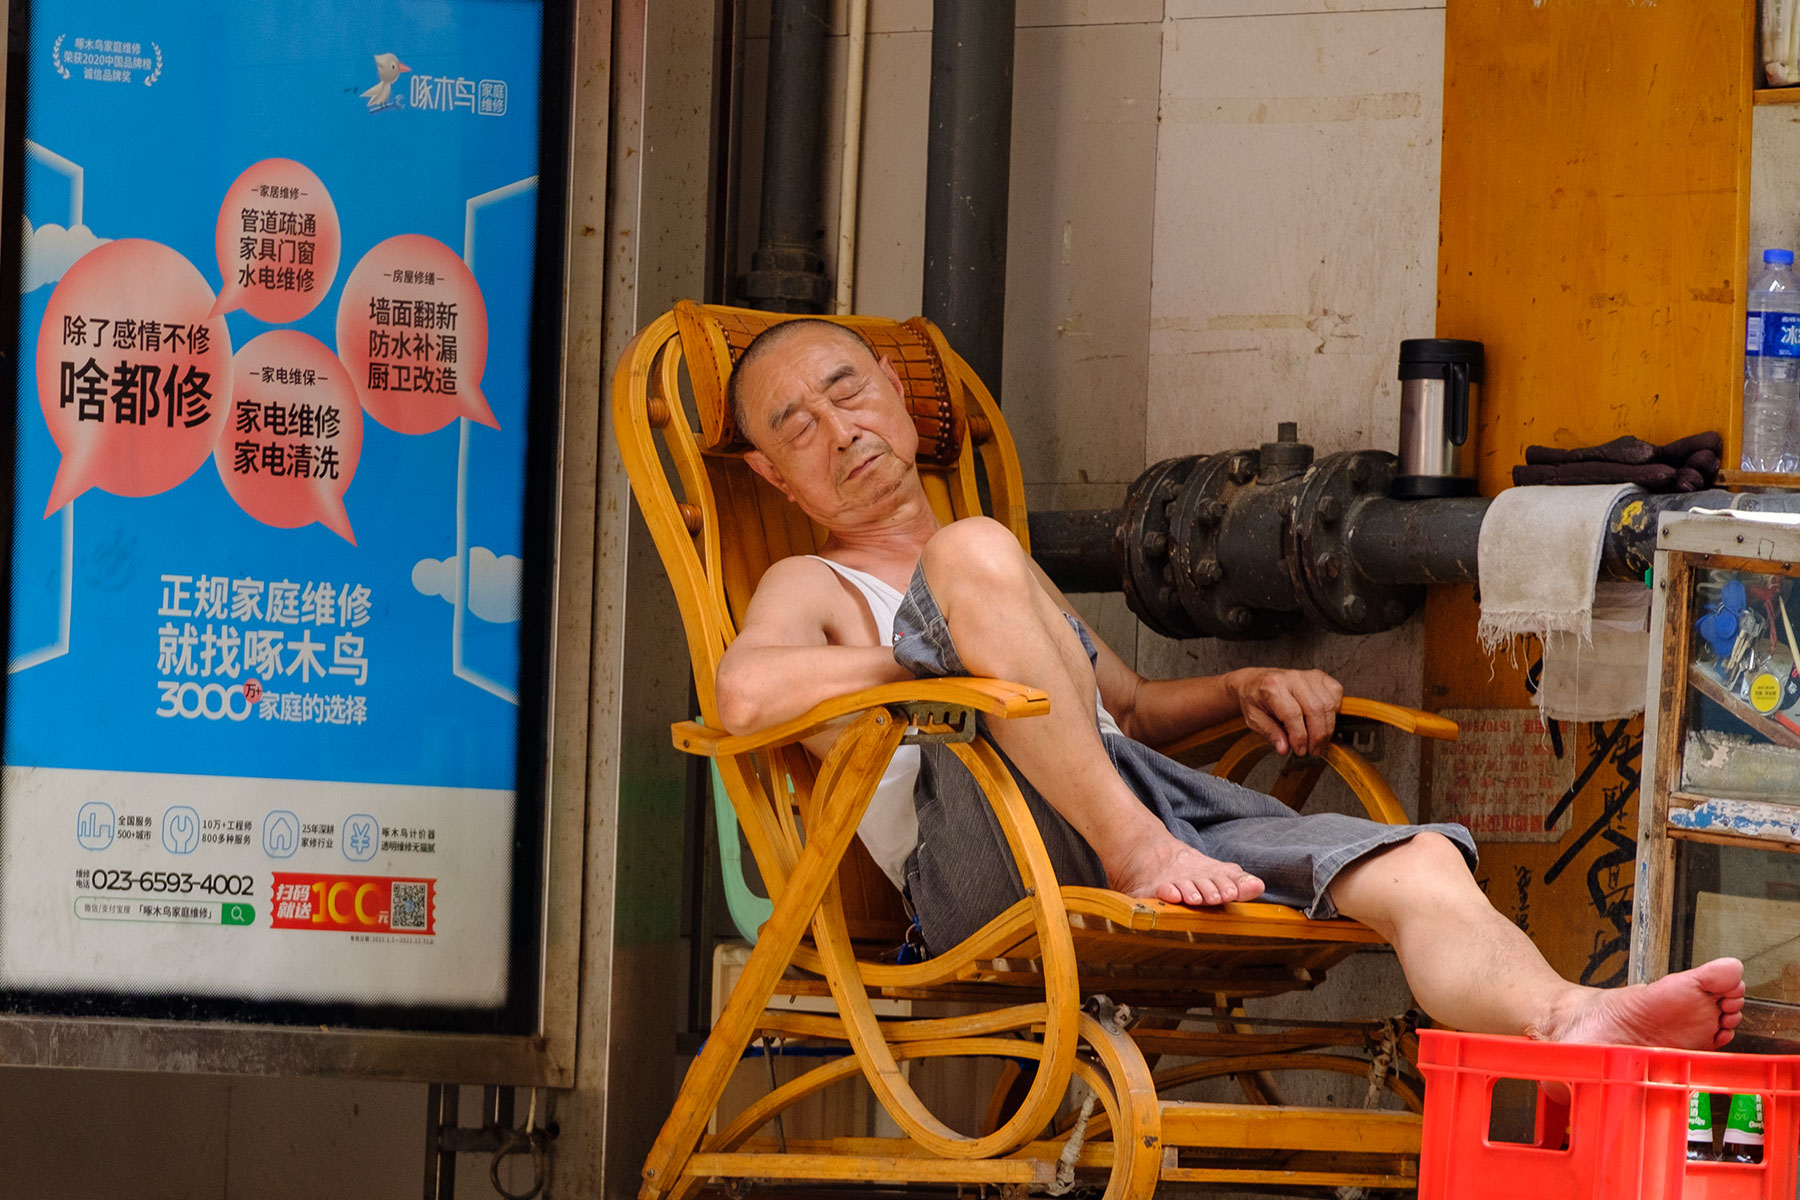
top-left (1694, 957), bottom-right (1746, 995)
top-left (1720, 994), bottom-right (1747, 1015)
top-left (1155, 881), bottom-right (1183, 904)
top-left (1178, 879), bottom-right (1204, 906)
top-left (1237, 874), bottom-right (1266, 902)
top-left (1195, 880), bottom-right (1223, 906)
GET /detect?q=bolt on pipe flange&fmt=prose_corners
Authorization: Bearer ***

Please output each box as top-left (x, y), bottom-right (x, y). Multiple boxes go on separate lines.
top-left (1285, 450), bottom-right (1422, 635)
top-left (1168, 446), bottom-right (1301, 641)
top-left (1116, 456), bottom-right (1201, 639)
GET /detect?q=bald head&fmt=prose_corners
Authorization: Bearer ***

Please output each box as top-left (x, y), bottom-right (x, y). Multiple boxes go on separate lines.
top-left (729, 319), bottom-right (879, 447)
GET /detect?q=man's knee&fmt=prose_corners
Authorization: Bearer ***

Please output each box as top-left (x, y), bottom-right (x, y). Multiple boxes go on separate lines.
top-left (1333, 831), bottom-right (1475, 927)
top-left (920, 517), bottom-right (1033, 607)
top-left (1397, 830), bottom-right (1472, 876)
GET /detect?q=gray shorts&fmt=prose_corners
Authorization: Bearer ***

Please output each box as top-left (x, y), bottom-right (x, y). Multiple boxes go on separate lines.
top-left (891, 563), bottom-right (1478, 957)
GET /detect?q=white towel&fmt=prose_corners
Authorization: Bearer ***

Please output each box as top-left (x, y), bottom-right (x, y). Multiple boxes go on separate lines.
top-left (1477, 483), bottom-right (1649, 720)
top-left (1537, 582), bottom-right (1651, 722)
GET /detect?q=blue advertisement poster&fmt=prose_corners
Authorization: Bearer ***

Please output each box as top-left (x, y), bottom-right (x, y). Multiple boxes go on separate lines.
top-left (0, 0), bottom-right (562, 1024)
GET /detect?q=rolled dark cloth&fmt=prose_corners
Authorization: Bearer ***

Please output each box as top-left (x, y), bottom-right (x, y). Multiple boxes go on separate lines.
top-left (1683, 448), bottom-right (1720, 485)
top-left (1524, 435), bottom-right (1657, 467)
top-left (1675, 467), bottom-right (1706, 492)
top-left (1512, 461), bottom-right (1679, 488)
top-left (1654, 431), bottom-right (1724, 466)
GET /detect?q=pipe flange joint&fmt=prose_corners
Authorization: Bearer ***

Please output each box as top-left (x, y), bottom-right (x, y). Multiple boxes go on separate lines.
top-left (1166, 448), bottom-right (1300, 641)
top-left (1285, 450), bottom-right (1423, 635)
top-left (1116, 456), bottom-right (1201, 639)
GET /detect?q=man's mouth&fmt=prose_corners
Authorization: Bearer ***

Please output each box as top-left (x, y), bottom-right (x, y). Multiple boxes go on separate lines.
top-left (843, 453), bottom-right (881, 481)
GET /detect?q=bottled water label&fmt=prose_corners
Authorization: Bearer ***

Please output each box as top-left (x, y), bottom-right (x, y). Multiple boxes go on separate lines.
top-left (1748, 310), bottom-right (1800, 357)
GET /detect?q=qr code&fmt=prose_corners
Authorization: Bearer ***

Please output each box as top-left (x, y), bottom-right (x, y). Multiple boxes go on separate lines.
top-left (391, 882), bottom-right (428, 930)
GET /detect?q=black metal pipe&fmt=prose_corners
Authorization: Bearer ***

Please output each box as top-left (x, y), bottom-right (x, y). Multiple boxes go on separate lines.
top-left (1351, 490), bottom-right (1800, 587)
top-left (1347, 498), bottom-right (1489, 586)
top-left (740, 0), bottom-right (831, 312)
top-left (710, 0), bottom-right (747, 305)
top-left (923, 0), bottom-right (1016, 396)
top-left (1033, 488), bottom-right (1800, 599)
top-left (1029, 508), bottom-right (1117, 594)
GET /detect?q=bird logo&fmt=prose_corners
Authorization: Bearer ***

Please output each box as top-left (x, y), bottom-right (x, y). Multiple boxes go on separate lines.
top-left (361, 52), bottom-right (411, 110)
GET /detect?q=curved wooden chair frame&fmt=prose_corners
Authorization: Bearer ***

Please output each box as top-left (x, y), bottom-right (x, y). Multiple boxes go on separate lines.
top-left (613, 303), bottom-right (1457, 1199)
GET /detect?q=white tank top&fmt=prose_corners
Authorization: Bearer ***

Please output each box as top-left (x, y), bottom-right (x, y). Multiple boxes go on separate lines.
top-left (807, 557), bottom-right (920, 892)
top-left (807, 555), bottom-right (1123, 894)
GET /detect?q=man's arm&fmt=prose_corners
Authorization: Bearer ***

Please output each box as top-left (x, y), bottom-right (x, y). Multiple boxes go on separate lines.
top-left (1113, 667), bottom-right (1345, 756)
top-left (1021, 559), bottom-right (1342, 756)
top-left (713, 558), bottom-right (912, 735)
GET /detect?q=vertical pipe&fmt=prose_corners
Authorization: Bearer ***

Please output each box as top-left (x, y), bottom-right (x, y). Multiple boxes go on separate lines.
top-left (741, 0), bottom-right (832, 312)
top-left (923, 0), bottom-right (1016, 398)
top-left (707, 0), bottom-right (746, 304)
top-left (834, 0), bottom-right (870, 314)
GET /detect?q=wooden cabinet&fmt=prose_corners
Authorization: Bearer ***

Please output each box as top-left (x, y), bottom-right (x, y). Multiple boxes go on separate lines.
top-left (1631, 511), bottom-right (1800, 1050)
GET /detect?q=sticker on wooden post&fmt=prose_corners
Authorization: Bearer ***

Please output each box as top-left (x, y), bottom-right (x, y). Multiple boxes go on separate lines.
top-left (1429, 709), bottom-right (1578, 842)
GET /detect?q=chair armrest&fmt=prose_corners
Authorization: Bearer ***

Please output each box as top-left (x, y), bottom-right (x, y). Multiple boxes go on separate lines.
top-left (1157, 696), bottom-right (1459, 760)
top-left (671, 677), bottom-right (1050, 756)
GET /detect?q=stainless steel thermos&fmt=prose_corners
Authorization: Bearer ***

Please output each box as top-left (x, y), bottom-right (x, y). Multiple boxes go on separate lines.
top-left (1393, 338), bottom-right (1484, 498)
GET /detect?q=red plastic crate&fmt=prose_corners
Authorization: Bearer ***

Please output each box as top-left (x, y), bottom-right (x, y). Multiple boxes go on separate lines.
top-left (1418, 1030), bottom-right (1800, 1200)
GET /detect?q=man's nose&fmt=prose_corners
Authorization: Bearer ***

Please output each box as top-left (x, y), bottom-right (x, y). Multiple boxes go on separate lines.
top-left (821, 407), bottom-right (858, 448)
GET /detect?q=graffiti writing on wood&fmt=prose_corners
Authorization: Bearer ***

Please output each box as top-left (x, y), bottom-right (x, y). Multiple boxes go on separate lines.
top-left (1543, 719), bottom-right (1642, 987)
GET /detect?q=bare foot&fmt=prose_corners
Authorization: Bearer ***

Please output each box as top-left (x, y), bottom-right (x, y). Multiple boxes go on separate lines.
top-left (1102, 828), bottom-right (1266, 907)
top-left (1535, 958), bottom-right (1747, 1050)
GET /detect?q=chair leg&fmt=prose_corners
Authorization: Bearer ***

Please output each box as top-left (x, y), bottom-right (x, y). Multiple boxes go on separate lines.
top-left (1078, 1013), bottom-right (1163, 1200)
top-left (639, 712), bottom-right (904, 1200)
top-left (1209, 1000), bottom-right (1287, 1107)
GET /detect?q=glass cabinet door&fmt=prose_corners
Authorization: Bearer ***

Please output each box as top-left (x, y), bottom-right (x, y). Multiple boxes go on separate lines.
top-left (1680, 563), bottom-right (1800, 803)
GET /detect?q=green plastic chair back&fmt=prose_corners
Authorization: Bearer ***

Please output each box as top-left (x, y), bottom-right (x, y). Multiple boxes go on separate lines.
top-left (711, 762), bottom-right (774, 943)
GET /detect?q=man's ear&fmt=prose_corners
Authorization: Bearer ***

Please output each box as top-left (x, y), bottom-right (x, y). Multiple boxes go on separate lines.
top-left (877, 353), bottom-right (904, 398)
top-left (745, 449), bottom-right (796, 501)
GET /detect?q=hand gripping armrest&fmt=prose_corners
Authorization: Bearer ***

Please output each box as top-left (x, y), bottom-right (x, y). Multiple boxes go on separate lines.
top-left (1156, 695), bottom-right (1459, 761)
top-left (670, 677), bottom-right (1050, 757)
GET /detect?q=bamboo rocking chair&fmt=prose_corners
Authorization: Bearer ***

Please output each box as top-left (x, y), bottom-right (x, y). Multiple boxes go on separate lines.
top-left (612, 301), bottom-right (1461, 1199)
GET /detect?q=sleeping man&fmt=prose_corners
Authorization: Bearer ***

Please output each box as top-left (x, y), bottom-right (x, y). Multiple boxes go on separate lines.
top-left (713, 318), bottom-right (1744, 1050)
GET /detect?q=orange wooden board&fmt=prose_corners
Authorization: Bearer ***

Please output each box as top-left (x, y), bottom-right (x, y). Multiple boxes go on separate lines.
top-left (1438, 0), bottom-right (1755, 485)
top-left (1427, 1), bottom-right (1756, 981)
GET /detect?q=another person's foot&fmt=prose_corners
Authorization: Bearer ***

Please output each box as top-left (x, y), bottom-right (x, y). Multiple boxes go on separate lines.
top-left (1102, 828), bottom-right (1265, 907)
top-left (1534, 958), bottom-right (1747, 1050)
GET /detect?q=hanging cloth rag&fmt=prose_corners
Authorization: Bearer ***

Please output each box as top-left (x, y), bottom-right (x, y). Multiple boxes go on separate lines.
top-left (1536, 581), bottom-right (1652, 722)
top-left (1477, 483), bottom-right (1651, 721)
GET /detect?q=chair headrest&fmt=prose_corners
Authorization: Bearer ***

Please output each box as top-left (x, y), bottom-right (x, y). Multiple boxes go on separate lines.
top-left (674, 301), bottom-right (966, 467)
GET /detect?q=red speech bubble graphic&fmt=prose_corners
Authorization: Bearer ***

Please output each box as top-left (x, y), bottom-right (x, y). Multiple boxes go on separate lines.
top-left (208, 158), bottom-right (342, 323)
top-left (335, 234), bottom-right (495, 435)
top-left (214, 331), bottom-right (363, 544)
top-left (36, 239), bottom-right (234, 515)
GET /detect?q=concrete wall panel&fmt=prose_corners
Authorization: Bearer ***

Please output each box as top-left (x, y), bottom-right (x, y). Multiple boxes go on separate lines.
top-left (1147, 9), bottom-right (1444, 459)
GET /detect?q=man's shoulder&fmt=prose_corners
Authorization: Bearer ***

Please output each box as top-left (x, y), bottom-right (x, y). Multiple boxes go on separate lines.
top-left (755, 554), bottom-right (837, 594)
top-left (746, 555), bottom-right (849, 614)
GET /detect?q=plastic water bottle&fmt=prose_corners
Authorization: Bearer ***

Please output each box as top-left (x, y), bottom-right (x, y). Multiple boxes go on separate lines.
top-left (1743, 248), bottom-right (1800, 472)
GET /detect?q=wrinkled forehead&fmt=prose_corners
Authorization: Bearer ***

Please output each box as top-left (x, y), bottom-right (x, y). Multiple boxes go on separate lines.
top-left (739, 325), bottom-right (878, 414)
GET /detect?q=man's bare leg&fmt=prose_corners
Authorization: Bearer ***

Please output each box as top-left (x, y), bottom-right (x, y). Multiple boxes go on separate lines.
top-left (1330, 832), bottom-right (1746, 1050)
top-left (920, 519), bottom-right (1262, 906)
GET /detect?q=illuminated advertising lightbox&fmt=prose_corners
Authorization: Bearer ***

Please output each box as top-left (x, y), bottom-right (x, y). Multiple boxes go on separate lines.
top-left (0, 0), bottom-right (569, 1033)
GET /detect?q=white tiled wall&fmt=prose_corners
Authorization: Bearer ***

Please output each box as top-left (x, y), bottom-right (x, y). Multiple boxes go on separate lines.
top-left (1136, 4), bottom-right (1446, 767)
